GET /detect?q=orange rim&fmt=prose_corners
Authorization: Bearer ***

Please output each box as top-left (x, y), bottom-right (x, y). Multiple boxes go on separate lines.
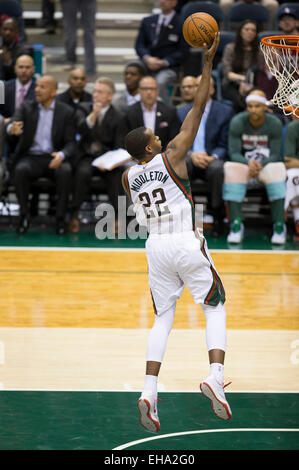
top-left (284, 105), bottom-right (299, 117)
top-left (261, 35), bottom-right (299, 51)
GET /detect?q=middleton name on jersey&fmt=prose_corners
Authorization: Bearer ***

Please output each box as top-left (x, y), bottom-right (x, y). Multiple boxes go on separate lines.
top-left (130, 171), bottom-right (169, 192)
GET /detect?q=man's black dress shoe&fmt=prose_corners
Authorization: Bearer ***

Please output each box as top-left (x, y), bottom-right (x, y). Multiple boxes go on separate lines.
top-left (211, 219), bottom-right (224, 238)
top-left (17, 216), bottom-right (29, 234)
top-left (56, 219), bottom-right (66, 235)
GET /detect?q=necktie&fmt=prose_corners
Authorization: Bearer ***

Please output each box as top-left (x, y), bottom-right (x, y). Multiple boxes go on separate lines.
top-left (154, 16), bottom-right (165, 46)
top-left (16, 86), bottom-right (26, 109)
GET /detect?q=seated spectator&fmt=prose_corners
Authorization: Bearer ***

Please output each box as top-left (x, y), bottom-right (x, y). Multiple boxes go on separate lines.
top-left (222, 20), bottom-right (260, 113)
top-left (0, 53), bottom-right (35, 123)
top-left (112, 61), bottom-right (146, 115)
top-left (284, 113), bottom-right (299, 241)
top-left (223, 88), bottom-right (287, 244)
top-left (7, 75), bottom-right (76, 235)
top-left (277, 6), bottom-right (299, 36)
top-left (135, 0), bottom-right (189, 102)
top-left (116, 75), bottom-right (181, 151)
top-left (0, 114), bottom-right (5, 197)
top-left (177, 75), bottom-right (234, 236)
top-left (56, 68), bottom-right (92, 111)
top-left (176, 75), bottom-right (198, 111)
top-left (69, 77), bottom-right (123, 234)
top-left (0, 17), bottom-right (29, 80)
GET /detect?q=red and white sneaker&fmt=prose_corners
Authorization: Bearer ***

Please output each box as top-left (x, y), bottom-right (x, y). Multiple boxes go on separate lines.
top-left (137, 394), bottom-right (160, 433)
top-left (200, 375), bottom-right (232, 421)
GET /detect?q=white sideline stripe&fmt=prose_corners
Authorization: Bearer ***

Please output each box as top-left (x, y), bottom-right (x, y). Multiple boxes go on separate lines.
top-left (1, 388), bottom-right (298, 393)
top-left (0, 246), bottom-right (298, 254)
top-left (113, 428), bottom-right (299, 450)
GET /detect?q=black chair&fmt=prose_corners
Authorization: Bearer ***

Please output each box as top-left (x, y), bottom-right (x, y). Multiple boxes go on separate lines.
top-left (214, 62), bottom-right (233, 106)
top-left (214, 30), bottom-right (236, 68)
top-left (180, 1), bottom-right (224, 26)
top-left (227, 2), bottom-right (270, 30)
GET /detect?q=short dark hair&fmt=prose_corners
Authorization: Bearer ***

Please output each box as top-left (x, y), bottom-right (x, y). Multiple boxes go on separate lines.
top-left (125, 127), bottom-right (150, 161)
top-left (125, 61), bottom-right (146, 76)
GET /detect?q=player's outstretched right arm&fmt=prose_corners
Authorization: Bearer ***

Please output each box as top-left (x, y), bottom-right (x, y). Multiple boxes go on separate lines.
top-left (166, 33), bottom-right (220, 166)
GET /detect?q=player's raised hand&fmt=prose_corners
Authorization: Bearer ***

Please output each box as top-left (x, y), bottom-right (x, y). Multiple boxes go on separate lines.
top-left (203, 32), bottom-right (220, 64)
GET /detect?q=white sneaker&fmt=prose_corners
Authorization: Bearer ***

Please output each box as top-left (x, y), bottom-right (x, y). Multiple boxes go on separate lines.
top-left (200, 375), bottom-right (232, 421)
top-left (227, 223), bottom-right (244, 243)
top-left (271, 224), bottom-right (287, 244)
top-left (137, 393), bottom-right (160, 433)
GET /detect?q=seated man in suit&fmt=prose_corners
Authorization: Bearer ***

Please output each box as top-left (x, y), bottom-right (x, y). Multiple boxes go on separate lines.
top-left (284, 113), bottom-right (299, 241)
top-left (112, 61), bottom-right (146, 115)
top-left (0, 17), bottom-right (29, 81)
top-left (8, 75), bottom-right (76, 235)
top-left (69, 77), bottom-right (123, 234)
top-left (0, 54), bottom-right (35, 123)
top-left (56, 68), bottom-right (92, 112)
top-left (177, 75), bottom-right (234, 236)
top-left (116, 75), bottom-right (181, 152)
top-left (135, 0), bottom-right (189, 102)
top-left (0, 114), bottom-right (5, 197)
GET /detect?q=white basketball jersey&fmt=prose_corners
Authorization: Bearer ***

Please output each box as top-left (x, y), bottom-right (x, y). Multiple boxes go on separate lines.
top-left (123, 152), bottom-right (195, 234)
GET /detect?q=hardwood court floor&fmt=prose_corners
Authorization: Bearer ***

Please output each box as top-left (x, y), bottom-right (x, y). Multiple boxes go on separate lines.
top-left (0, 248), bottom-right (298, 392)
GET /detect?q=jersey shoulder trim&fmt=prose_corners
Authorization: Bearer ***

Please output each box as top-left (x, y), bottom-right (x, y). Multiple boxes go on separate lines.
top-left (121, 167), bottom-right (132, 200)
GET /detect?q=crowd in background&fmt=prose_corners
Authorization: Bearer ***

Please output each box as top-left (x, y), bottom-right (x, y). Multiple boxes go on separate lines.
top-left (0, 0), bottom-right (298, 243)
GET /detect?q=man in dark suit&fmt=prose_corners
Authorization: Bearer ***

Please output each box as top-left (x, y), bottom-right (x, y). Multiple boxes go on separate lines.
top-left (69, 77), bottom-right (123, 233)
top-left (116, 75), bottom-right (181, 151)
top-left (56, 68), bottom-right (92, 112)
top-left (177, 75), bottom-right (234, 236)
top-left (135, 0), bottom-right (189, 102)
top-left (8, 75), bottom-right (76, 234)
top-left (0, 18), bottom-right (29, 81)
top-left (0, 54), bottom-right (35, 122)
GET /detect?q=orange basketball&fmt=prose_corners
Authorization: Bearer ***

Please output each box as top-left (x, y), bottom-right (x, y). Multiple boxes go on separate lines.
top-left (182, 12), bottom-right (219, 48)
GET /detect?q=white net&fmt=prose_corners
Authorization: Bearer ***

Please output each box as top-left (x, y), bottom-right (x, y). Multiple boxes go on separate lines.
top-left (260, 36), bottom-right (299, 116)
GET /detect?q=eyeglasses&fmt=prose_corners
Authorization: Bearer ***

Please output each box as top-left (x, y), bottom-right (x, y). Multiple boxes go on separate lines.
top-left (139, 87), bottom-right (158, 91)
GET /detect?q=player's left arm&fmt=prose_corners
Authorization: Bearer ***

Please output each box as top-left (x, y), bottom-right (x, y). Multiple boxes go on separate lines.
top-left (165, 33), bottom-right (220, 167)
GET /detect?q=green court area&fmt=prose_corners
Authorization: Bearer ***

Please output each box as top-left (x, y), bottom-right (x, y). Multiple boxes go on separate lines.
top-left (0, 391), bottom-right (298, 450)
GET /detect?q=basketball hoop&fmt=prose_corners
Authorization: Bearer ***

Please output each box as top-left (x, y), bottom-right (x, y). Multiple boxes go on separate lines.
top-left (260, 35), bottom-right (299, 117)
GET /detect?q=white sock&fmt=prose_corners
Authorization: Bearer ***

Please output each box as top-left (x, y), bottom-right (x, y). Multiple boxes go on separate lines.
top-left (210, 363), bottom-right (224, 385)
top-left (143, 374), bottom-right (158, 397)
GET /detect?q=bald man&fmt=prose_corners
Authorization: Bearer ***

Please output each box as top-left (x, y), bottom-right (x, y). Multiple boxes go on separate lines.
top-left (8, 75), bottom-right (76, 234)
top-left (56, 68), bottom-right (92, 111)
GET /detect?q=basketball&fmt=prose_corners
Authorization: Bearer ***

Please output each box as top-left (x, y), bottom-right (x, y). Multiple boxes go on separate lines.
top-left (182, 12), bottom-right (219, 48)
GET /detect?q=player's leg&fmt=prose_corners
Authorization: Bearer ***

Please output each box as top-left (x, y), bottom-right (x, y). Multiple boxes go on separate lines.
top-left (200, 302), bottom-right (232, 420)
top-left (178, 236), bottom-right (231, 419)
top-left (223, 162), bottom-right (249, 243)
top-left (137, 303), bottom-right (176, 433)
top-left (258, 162), bottom-right (287, 244)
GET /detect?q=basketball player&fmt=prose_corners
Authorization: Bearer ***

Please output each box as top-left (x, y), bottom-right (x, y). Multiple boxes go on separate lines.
top-left (122, 33), bottom-right (232, 433)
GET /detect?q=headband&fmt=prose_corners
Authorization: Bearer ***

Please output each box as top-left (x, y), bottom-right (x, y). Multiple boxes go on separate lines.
top-left (246, 94), bottom-right (268, 105)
